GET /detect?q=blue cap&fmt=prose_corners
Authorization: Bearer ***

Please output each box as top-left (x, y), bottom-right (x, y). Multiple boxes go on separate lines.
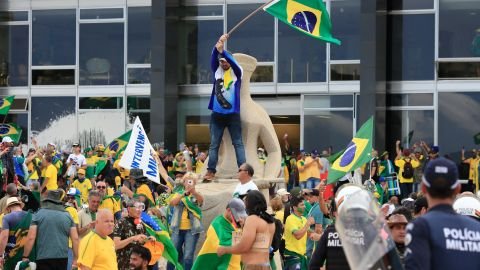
top-left (422, 157), bottom-right (459, 190)
top-left (311, 149), bottom-right (319, 155)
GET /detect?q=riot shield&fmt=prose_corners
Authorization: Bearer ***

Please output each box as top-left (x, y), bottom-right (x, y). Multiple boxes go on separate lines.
top-left (335, 186), bottom-right (400, 270)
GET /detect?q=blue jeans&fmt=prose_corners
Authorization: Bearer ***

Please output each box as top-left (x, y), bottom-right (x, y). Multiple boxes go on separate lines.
top-left (67, 248), bottom-right (73, 270)
top-left (306, 177), bottom-right (320, 189)
top-left (300, 181), bottom-right (307, 189)
top-left (167, 230), bottom-right (200, 270)
top-left (208, 112), bottom-right (246, 172)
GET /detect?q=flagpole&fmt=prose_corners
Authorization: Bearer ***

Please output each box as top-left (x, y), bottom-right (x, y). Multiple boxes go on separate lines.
top-left (227, 0), bottom-right (273, 36)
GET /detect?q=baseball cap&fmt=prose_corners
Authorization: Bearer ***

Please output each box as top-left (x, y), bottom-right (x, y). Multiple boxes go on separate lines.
top-left (422, 157), bottom-right (459, 190)
top-left (227, 198), bottom-right (248, 221)
top-left (277, 188), bottom-right (289, 197)
top-left (219, 57), bottom-right (227, 62)
top-left (77, 168), bottom-right (86, 175)
top-left (67, 187), bottom-right (80, 196)
top-left (72, 142), bottom-right (81, 147)
top-left (311, 149), bottom-right (319, 156)
top-left (2, 136), bottom-right (13, 143)
top-left (430, 146), bottom-right (439, 154)
top-left (290, 187), bottom-right (303, 199)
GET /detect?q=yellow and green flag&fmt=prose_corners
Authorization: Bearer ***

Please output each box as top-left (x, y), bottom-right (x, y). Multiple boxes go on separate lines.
top-left (192, 215), bottom-right (241, 270)
top-left (264, 0), bottom-right (341, 45)
top-left (327, 116), bottom-right (374, 184)
top-left (0, 123), bottom-right (22, 143)
top-left (0, 96), bottom-right (14, 115)
top-left (106, 130), bottom-right (132, 158)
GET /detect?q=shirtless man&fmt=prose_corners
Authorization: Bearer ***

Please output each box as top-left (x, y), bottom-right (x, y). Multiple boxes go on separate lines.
top-left (217, 190), bottom-right (275, 269)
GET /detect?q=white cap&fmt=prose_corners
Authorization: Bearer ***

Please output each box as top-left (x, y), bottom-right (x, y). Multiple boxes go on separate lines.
top-left (2, 136), bottom-right (13, 143)
top-left (277, 188), bottom-right (290, 197)
top-left (453, 194), bottom-right (480, 218)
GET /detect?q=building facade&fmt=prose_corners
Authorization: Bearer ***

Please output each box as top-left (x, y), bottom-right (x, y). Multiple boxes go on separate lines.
top-left (1, 0), bottom-right (479, 159)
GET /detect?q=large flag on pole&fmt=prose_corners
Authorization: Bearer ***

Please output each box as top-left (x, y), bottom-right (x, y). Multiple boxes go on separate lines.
top-left (263, 0), bottom-right (341, 45)
top-left (119, 117), bottom-right (160, 183)
top-left (327, 116), bottom-right (374, 184)
top-left (0, 123), bottom-right (22, 143)
top-left (0, 96), bottom-right (14, 115)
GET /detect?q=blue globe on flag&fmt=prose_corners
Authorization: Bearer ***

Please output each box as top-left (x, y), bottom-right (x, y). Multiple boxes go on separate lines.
top-left (339, 142), bottom-right (357, 167)
top-left (291, 11), bottom-right (317, 34)
top-left (109, 140), bottom-right (120, 152)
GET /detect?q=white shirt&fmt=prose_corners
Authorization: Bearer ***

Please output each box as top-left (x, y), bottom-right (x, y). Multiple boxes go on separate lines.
top-left (233, 180), bottom-right (259, 197)
top-left (66, 153), bottom-right (87, 176)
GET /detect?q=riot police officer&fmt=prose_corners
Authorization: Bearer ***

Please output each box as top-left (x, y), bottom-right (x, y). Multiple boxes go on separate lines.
top-left (405, 157), bottom-right (480, 269)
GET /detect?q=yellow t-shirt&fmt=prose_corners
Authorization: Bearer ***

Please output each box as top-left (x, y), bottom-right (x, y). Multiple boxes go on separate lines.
top-left (174, 194), bottom-right (192, 230)
top-left (274, 211), bottom-right (285, 225)
top-left (284, 213), bottom-right (307, 255)
top-left (42, 164), bottom-right (58, 190)
top-left (66, 206), bottom-right (79, 248)
top-left (99, 197), bottom-right (121, 214)
top-left (195, 160), bottom-right (205, 175)
top-left (395, 158), bottom-right (420, 184)
top-left (27, 157), bottom-right (41, 180)
top-left (78, 231), bottom-right (118, 270)
top-left (305, 156), bottom-right (321, 179)
top-left (72, 179), bottom-right (93, 205)
top-left (297, 160), bottom-right (308, 183)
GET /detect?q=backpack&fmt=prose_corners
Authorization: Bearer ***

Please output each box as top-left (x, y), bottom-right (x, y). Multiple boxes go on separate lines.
top-left (402, 159), bottom-right (414, 179)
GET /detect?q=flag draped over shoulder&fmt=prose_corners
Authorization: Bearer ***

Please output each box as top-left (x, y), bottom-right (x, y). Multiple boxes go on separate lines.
top-left (0, 123), bottom-right (22, 143)
top-left (264, 0), bottom-right (341, 45)
top-left (174, 186), bottom-right (202, 220)
top-left (106, 130), bottom-right (132, 158)
top-left (0, 96), bottom-right (14, 115)
top-left (141, 212), bottom-right (183, 270)
top-left (192, 215), bottom-right (240, 270)
top-left (327, 116), bottom-right (374, 184)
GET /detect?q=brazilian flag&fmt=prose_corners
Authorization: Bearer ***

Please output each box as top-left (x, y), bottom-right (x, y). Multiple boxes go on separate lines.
top-left (327, 116), bottom-right (374, 184)
top-left (0, 123), bottom-right (22, 143)
top-left (105, 130), bottom-right (132, 158)
top-left (0, 96), bottom-right (14, 115)
top-left (264, 0), bottom-right (341, 45)
top-left (192, 215), bottom-right (241, 270)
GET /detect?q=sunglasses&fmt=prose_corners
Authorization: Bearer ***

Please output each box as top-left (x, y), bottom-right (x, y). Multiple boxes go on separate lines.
top-left (97, 186), bottom-right (106, 189)
top-left (238, 169), bottom-right (247, 172)
top-left (129, 203), bottom-right (145, 211)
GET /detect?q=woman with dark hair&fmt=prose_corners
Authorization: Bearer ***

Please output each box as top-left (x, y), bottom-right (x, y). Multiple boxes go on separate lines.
top-left (217, 190), bottom-right (275, 270)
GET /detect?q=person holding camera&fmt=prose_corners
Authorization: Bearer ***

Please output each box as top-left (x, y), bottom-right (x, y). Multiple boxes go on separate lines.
top-left (168, 172), bottom-right (204, 270)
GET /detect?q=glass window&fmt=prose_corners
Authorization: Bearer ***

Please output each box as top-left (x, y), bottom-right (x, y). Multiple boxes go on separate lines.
top-left (330, 0), bottom-right (360, 60)
top-left (128, 7), bottom-right (151, 64)
top-left (78, 110), bottom-right (125, 143)
top-left (0, 25), bottom-right (29, 87)
top-left (32, 69), bottom-right (75, 85)
top-left (31, 97), bottom-right (76, 146)
top-left (227, 4), bottom-right (274, 61)
top-left (127, 68), bottom-right (150, 84)
top-left (386, 110), bottom-right (434, 150)
top-left (32, 10), bottom-right (76, 66)
top-left (331, 64), bottom-right (360, 81)
top-left (180, 20), bottom-right (223, 84)
top-left (303, 110), bottom-right (353, 151)
top-left (80, 8), bottom-right (123, 19)
top-left (9, 98), bottom-right (29, 110)
top-left (388, 0), bottom-right (434, 10)
top-left (3, 113), bottom-right (28, 144)
top-left (79, 97), bottom-right (123, 109)
top-left (0, 11), bottom-right (28, 22)
top-left (185, 5), bottom-right (223, 17)
top-left (438, 62), bottom-right (480, 79)
top-left (251, 65), bottom-right (273, 82)
top-left (303, 95), bottom-right (353, 108)
top-left (439, 0), bottom-right (480, 58)
top-left (439, 92), bottom-right (480, 158)
top-left (387, 14), bottom-right (435, 81)
top-left (386, 93), bottom-right (433, 107)
top-left (127, 96), bottom-right (150, 133)
top-left (278, 23), bottom-right (326, 82)
top-left (79, 23), bottom-right (124, 85)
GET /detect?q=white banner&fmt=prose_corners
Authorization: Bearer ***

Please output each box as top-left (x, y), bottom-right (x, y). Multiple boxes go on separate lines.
top-left (119, 117), bottom-right (160, 183)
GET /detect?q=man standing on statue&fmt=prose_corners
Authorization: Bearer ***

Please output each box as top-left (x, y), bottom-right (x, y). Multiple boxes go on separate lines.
top-left (203, 34), bottom-right (246, 182)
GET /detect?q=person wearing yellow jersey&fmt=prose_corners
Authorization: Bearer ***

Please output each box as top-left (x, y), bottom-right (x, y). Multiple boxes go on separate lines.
top-left (296, 151), bottom-right (309, 189)
top-left (305, 150), bottom-right (323, 189)
top-left (195, 152), bottom-right (206, 175)
top-left (462, 148), bottom-right (480, 192)
top-left (77, 209), bottom-right (117, 270)
top-left (394, 145), bottom-right (420, 199)
top-left (40, 155), bottom-right (58, 194)
top-left (113, 152), bottom-right (130, 189)
top-left (283, 197), bottom-right (316, 270)
top-left (97, 181), bottom-right (121, 220)
top-left (25, 148), bottom-right (41, 187)
top-left (71, 169), bottom-right (92, 205)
